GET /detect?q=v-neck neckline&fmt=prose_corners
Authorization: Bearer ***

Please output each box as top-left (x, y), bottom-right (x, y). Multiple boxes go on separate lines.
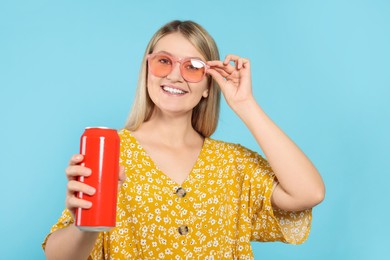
top-left (127, 130), bottom-right (209, 187)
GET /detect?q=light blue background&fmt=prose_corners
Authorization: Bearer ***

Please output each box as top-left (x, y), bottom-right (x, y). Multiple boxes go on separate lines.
top-left (1, 0), bottom-right (389, 259)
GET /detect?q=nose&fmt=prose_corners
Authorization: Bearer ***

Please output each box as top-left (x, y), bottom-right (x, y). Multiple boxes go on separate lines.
top-left (166, 61), bottom-right (184, 82)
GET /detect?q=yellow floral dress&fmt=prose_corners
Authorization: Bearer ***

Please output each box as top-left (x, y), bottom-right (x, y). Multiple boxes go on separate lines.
top-left (43, 129), bottom-right (311, 259)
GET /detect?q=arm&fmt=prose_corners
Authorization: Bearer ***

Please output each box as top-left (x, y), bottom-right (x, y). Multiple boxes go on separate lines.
top-left (45, 225), bottom-right (99, 260)
top-left (207, 55), bottom-right (325, 211)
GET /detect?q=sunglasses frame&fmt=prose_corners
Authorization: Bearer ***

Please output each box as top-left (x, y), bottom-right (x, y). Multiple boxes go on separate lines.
top-left (147, 52), bottom-right (209, 83)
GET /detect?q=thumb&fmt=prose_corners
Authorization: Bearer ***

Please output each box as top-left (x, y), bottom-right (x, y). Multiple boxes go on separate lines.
top-left (118, 166), bottom-right (126, 186)
top-left (207, 69), bottom-right (227, 91)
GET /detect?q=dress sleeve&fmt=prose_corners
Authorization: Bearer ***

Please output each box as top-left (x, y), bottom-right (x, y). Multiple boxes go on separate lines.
top-left (243, 147), bottom-right (312, 244)
top-left (41, 209), bottom-right (107, 259)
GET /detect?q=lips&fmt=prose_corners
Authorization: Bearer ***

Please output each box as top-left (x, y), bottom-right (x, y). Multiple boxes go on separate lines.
top-left (161, 85), bottom-right (188, 95)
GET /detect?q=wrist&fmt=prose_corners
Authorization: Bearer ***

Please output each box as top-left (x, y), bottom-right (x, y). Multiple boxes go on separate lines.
top-left (231, 96), bottom-right (260, 116)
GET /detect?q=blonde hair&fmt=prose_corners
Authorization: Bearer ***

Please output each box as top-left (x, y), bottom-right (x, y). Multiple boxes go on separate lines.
top-left (125, 20), bottom-right (221, 137)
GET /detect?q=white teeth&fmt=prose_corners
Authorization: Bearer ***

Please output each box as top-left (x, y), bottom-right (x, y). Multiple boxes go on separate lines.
top-left (162, 86), bottom-right (186, 94)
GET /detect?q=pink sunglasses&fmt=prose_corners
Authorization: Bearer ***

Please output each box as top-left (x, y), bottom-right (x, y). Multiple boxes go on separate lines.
top-left (147, 52), bottom-right (209, 83)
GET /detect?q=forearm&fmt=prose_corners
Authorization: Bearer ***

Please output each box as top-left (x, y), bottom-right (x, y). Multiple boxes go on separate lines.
top-left (45, 224), bottom-right (99, 260)
top-left (233, 98), bottom-right (325, 211)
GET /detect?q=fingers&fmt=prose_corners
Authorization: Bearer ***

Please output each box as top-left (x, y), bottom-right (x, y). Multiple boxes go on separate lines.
top-left (65, 154), bottom-right (94, 215)
top-left (66, 194), bottom-right (93, 210)
top-left (211, 66), bottom-right (230, 78)
top-left (119, 166), bottom-right (126, 181)
top-left (66, 154), bottom-right (92, 181)
top-left (118, 166), bottom-right (126, 187)
top-left (67, 180), bottom-right (96, 196)
top-left (65, 154), bottom-right (126, 215)
top-left (66, 180), bottom-right (95, 210)
top-left (66, 165), bottom-right (91, 180)
top-left (223, 54), bottom-right (249, 70)
top-left (208, 55), bottom-right (249, 72)
top-left (206, 69), bottom-right (226, 89)
top-left (207, 60), bottom-right (234, 75)
top-left (69, 154), bottom-right (84, 166)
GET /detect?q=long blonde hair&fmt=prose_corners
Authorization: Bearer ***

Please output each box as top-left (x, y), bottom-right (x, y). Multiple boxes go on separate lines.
top-left (125, 20), bottom-right (221, 137)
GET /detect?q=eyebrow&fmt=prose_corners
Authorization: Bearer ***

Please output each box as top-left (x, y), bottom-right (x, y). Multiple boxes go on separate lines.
top-left (153, 51), bottom-right (205, 61)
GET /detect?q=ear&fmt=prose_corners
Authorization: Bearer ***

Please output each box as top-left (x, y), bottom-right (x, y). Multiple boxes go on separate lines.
top-left (202, 88), bottom-right (209, 98)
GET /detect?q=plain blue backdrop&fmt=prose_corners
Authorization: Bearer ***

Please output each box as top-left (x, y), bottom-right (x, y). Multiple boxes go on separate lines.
top-left (1, 0), bottom-right (389, 259)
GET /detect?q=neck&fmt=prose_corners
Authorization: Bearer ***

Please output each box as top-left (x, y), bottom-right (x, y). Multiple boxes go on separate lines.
top-left (136, 109), bottom-right (202, 147)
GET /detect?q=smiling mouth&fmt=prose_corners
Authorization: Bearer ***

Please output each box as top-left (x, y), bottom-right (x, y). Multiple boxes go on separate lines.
top-left (161, 86), bottom-right (188, 95)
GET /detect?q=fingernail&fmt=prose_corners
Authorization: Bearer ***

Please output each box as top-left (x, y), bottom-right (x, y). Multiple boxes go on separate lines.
top-left (89, 187), bottom-right (96, 194)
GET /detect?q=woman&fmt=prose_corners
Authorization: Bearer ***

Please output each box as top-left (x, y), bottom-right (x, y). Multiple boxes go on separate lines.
top-left (43, 20), bottom-right (325, 259)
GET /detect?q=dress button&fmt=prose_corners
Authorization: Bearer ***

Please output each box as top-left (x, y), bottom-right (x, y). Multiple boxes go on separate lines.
top-left (178, 225), bottom-right (189, 235)
top-left (175, 187), bottom-right (187, 198)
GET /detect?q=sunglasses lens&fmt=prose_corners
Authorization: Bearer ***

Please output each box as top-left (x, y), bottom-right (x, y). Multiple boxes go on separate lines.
top-left (149, 54), bottom-right (173, 77)
top-left (181, 59), bottom-right (206, 82)
top-left (148, 54), bottom-right (206, 83)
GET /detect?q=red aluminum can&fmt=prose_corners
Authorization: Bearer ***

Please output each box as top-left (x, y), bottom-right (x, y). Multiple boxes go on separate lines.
top-left (75, 127), bottom-right (120, 232)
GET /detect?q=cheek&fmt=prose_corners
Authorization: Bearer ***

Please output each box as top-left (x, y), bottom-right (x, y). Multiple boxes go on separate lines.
top-left (147, 74), bottom-right (161, 90)
top-left (146, 75), bottom-right (161, 103)
top-left (199, 81), bottom-right (209, 97)
top-left (194, 78), bottom-right (209, 91)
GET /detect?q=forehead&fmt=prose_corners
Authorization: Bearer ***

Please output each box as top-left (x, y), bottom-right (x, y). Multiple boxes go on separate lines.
top-left (153, 32), bottom-right (205, 59)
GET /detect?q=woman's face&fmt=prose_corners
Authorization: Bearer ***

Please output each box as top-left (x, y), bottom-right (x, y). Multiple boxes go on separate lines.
top-left (147, 32), bottom-right (209, 116)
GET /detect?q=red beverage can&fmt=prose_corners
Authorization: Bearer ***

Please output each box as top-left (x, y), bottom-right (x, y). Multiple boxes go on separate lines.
top-left (75, 127), bottom-right (120, 232)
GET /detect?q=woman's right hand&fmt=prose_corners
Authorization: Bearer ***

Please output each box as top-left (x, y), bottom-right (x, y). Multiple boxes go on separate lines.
top-left (65, 154), bottom-right (96, 219)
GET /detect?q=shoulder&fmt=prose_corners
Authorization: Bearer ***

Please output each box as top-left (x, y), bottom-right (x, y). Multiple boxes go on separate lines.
top-left (118, 128), bottom-right (135, 145)
top-left (118, 128), bottom-right (131, 139)
top-left (118, 129), bottom-right (141, 153)
top-left (205, 138), bottom-right (272, 175)
top-left (206, 137), bottom-right (264, 162)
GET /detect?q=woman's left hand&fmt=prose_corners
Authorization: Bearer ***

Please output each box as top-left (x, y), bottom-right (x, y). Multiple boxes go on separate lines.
top-left (207, 54), bottom-right (254, 110)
